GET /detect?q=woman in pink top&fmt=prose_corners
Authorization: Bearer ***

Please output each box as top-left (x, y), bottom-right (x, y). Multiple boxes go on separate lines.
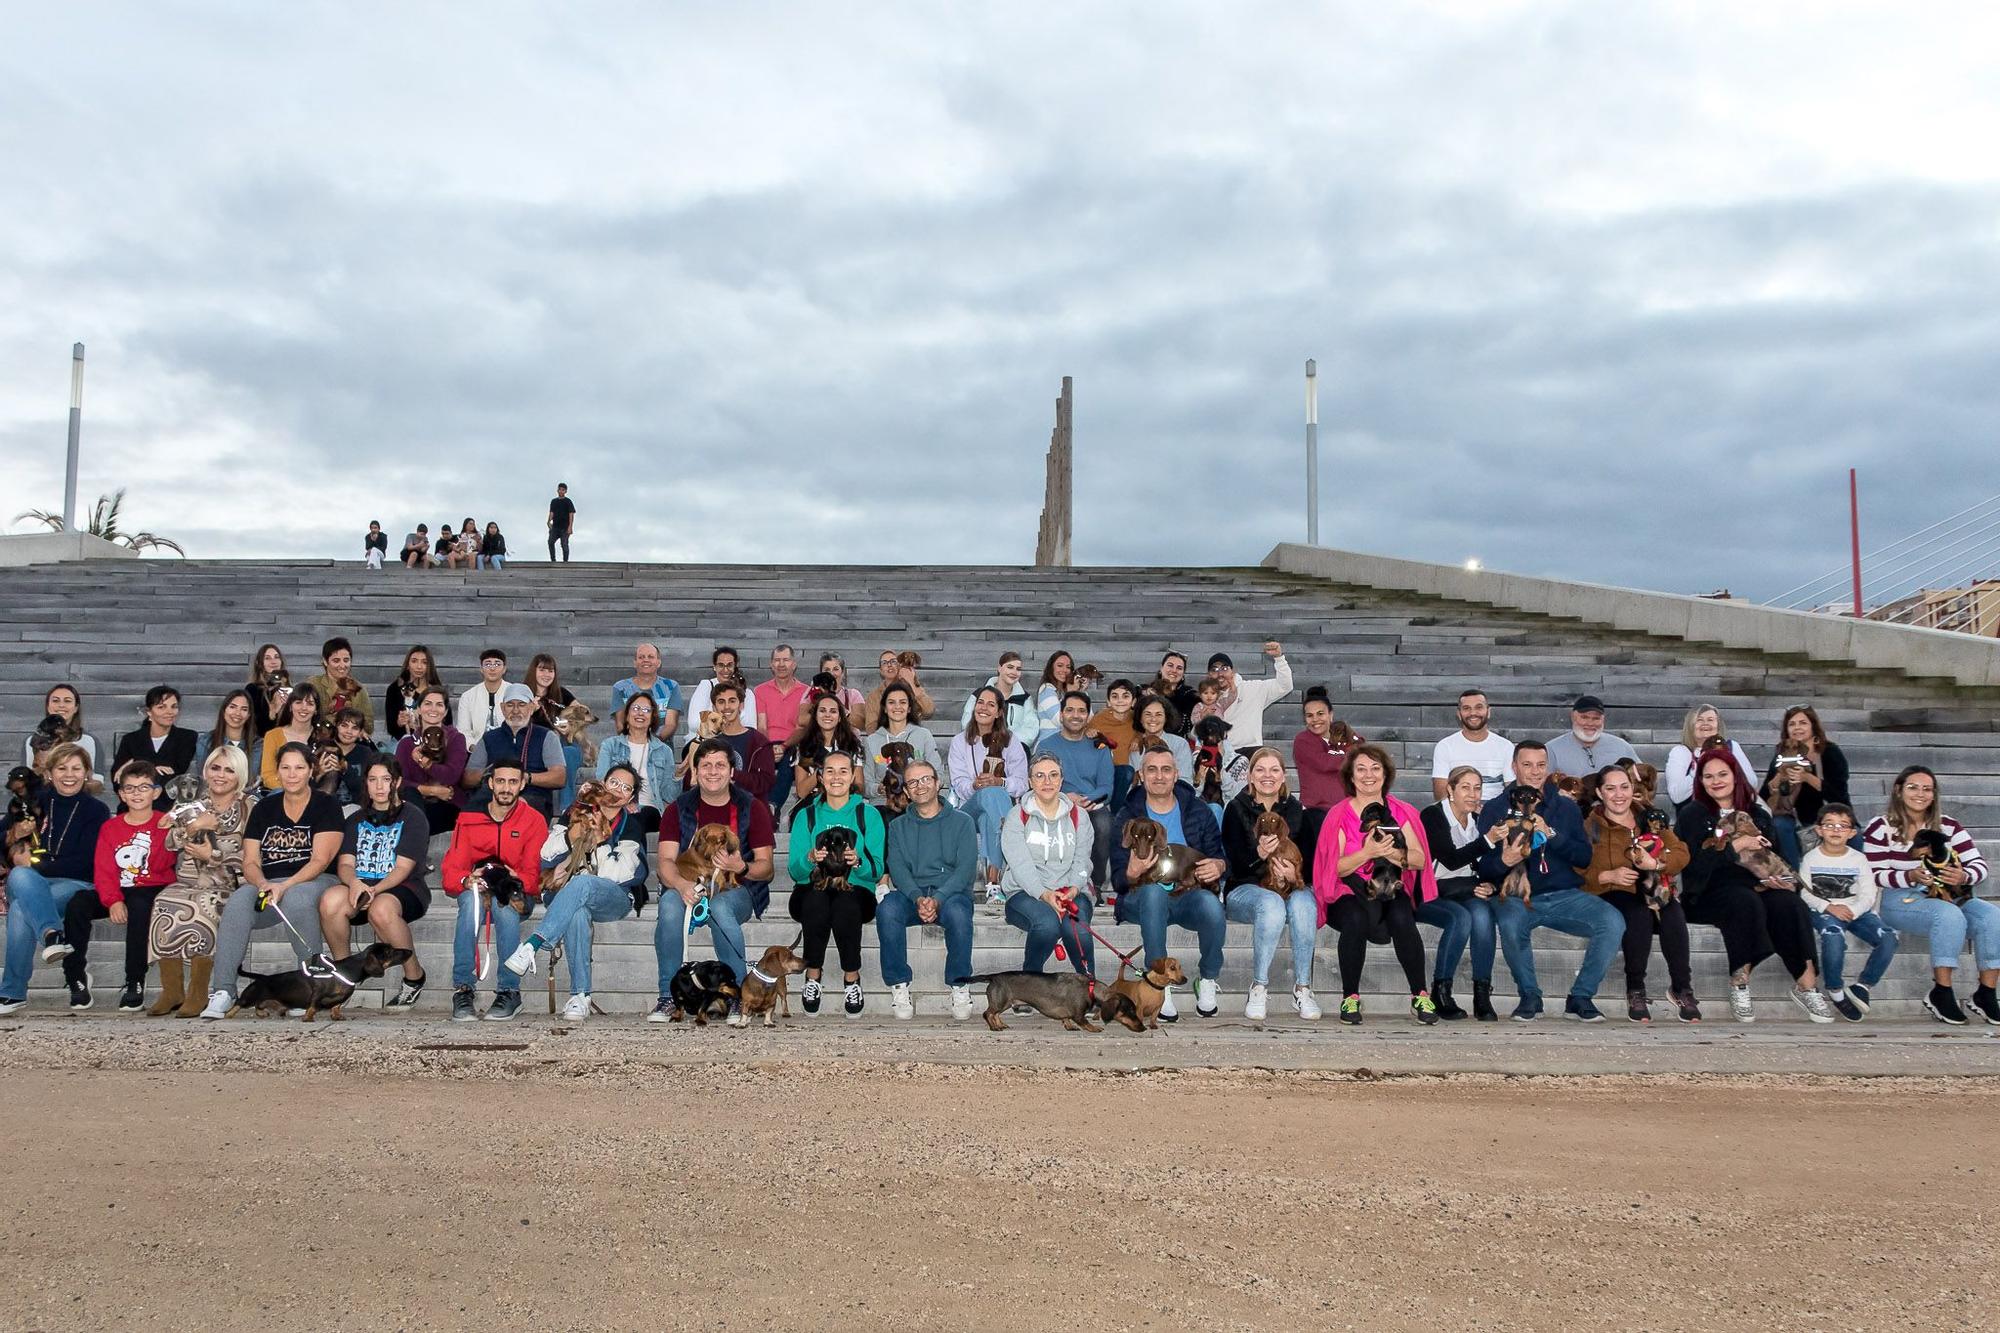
top-left (1312, 742), bottom-right (1440, 1027)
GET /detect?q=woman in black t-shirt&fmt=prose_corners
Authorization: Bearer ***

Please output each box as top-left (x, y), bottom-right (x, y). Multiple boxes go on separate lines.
top-left (319, 756), bottom-right (431, 1006)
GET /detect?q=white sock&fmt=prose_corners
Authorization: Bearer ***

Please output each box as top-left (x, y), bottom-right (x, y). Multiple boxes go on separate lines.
top-left (1828, 987), bottom-right (1845, 1000)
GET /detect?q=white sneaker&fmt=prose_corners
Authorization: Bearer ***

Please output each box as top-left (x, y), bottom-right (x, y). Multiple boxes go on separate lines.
top-left (199, 989), bottom-right (235, 1020)
top-left (950, 985), bottom-right (973, 1020)
top-left (1244, 983), bottom-right (1268, 1021)
top-left (890, 982), bottom-right (914, 1020)
top-left (1792, 987), bottom-right (1836, 1024)
top-left (1158, 985), bottom-right (1179, 1023)
top-left (503, 941), bottom-right (537, 977)
top-left (1729, 985), bottom-right (1755, 1023)
top-left (561, 993), bottom-right (591, 1021)
top-left (1195, 978), bottom-right (1219, 1017)
top-left (1293, 986), bottom-right (1323, 1020)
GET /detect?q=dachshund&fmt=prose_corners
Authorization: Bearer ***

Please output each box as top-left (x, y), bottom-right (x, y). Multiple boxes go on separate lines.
top-left (1912, 828), bottom-right (1969, 904)
top-left (1351, 802), bottom-right (1408, 901)
top-left (554, 700), bottom-right (600, 768)
top-left (1254, 811), bottom-right (1306, 896)
top-left (26, 714), bottom-right (69, 774)
top-left (232, 943), bottom-right (412, 1022)
top-left (1120, 817), bottom-right (1205, 895)
top-left (1071, 662), bottom-right (1105, 693)
top-left (668, 960), bottom-right (741, 1026)
top-left (808, 826), bottom-right (861, 892)
top-left (1767, 748), bottom-right (1812, 820)
top-left (1096, 956), bottom-right (1186, 1032)
top-left (1192, 715), bottom-right (1231, 806)
top-left (1619, 759), bottom-right (1661, 810)
top-left (673, 823), bottom-right (743, 894)
top-left (677, 710), bottom-right (725, 783)
top-left (462, 856), bottom-right (532, 915)
top-left (1551, 772), bottom-right (1584, 806)
top-left (1632, 806), bottom-right (1676, 914)
top-left (416, 725), bottom-right (450, 769)
top-left (1705, 811), bottom-right (1798, 891)
top-left (736, 945), bottom-right (807, 1027)
top-left (971, 971), bottom-right (1103, 1032)
top-left (1494, 783), bottom-right (1544, 905)
top-left (539, 780), bottom-right (621, 896)
top-left (876, 740), bottom-right (917, 814)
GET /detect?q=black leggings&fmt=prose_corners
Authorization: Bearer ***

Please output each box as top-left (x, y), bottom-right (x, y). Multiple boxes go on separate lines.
top-left (1326, 892), bottom-right (1427, 996)
top-left (1685, 880), bottom-right (1818, 981)
top-left (1600, 889), bottom-right (1691, 992)
top-left (788, 884), bottom-right (877, 976)
top-left (62, 886), bottom-right (161, 987)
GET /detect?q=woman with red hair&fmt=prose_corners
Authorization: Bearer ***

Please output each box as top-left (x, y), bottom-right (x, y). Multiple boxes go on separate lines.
top-left (1673, 747), bottom-right (1833, 1024)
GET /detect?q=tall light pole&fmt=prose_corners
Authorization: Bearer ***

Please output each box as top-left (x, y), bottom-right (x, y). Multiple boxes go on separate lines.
top-left (1304, 356), bottom-right (1320, 544)
top-left (63, 343), bottom-right (85, 531)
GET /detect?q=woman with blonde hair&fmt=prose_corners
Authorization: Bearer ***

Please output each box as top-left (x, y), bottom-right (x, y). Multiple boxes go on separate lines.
top-left (1663, 704), bottom-right (1758, 808)
top-left (143, 744), bottom-right (253, 1016)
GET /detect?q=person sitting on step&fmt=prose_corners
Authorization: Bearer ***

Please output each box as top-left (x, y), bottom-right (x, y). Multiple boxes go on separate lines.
top-left (1419, 765), bottom-right (1505, 1021)
top-left (1543, 694), bottom-right (1637, 779)
top-left (1864, 766), bottom-right (1995, 1025)
top-left (950, 686), bottom-right (1029, 899)
top-left (608, 642), bottom-right (683, 743)
top-left (684, 645), bottom-right (760, 735)
top-left (1204, 640), bottom-right (1292, 752)
top-left (59, 760), bottom-right (177, 1012)
top-left (1000, 753), bottom-right (1098, 979)
top-left (957, 651), bottom-right (1041, 748)
top-left (1219, 746), bottom-right (1322, 1021)
top-left (110, 685), bottom-right (198, 811)
top-left (439, 757), bottom-right (547, 1023)
top-left (1108, 743), bottom-right (1228, 1021)
top-left (1314, 743), bottom-right (1441, 1027)
top-left (862, 681), bottom-right (949, 813)
top-left (879, 760), bottom-right (978, 1020)
top-left (0, 743), bottom-right (111, 1015)
top-left (144, 745), bottom-right (251, 1017)
top-left (462, 683), bottom-right (567, 820)
top-left (650, 740), bottom-right (775, 1022)
top-left (504, 764), bottom-right (648, 1021)
top-left (1799, 802), bottom-right (1896, 1024)
top-left (1581, 763), bottom-right (1696, 1024)
top-left (1664, 704), bottom-right (1757, 811)
top-left (394, 686), bottom-right (467, 835)
top-left (199, 743), bottom-right (345, 1019)
top-left (1429, 688), bottom-right (1513, 804)
top-left (1032, 691), bottom-right (1114, 891)
top-left (456, 647), bottom-right (516, 740)
top-left (787, 750), bottom-right (886, 1017)
top-left (317, 756), bottom-right (431, 1011)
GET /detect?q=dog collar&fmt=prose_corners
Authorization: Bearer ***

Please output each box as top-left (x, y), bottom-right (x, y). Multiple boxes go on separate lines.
top-left (748, 965), bottom-right (777, 985)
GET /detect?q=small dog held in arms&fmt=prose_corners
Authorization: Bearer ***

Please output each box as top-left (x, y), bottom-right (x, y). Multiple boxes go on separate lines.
top-left (1120, 817), bottom-right (1204, 894)
top-left (736, 944), bottom-right (807, 1027)
top-left (1706, 811), bottom-right (1798, 890)
top-left (540, 781), bottom-right (622, 896)
top-left (1632, 807), bottom-right (1676, 914)
top-left (876, 740), bottom-right (917, 814)
top-left (668, 961), bottom-right (740, 1025)
top-left (554, 700), bottom-right (600, 768)
top-left (232, 943), bottom-right (412, 1021)
top-left (1192, 715), bottom-right (1231, 806)
top-left (1912, 829), bottom-right (1969, 903)
top-left (673, 824), bottom-right (743, 894)
top-left (1351, 802), bottom-right (1408, 901)
top-left (463, 857), bottom-right (531, 915)
top-left (416, 725), bottom-right (450, 769)
top-left (1494, 784), bottom-right (1544, 905)
top-left (1254, 812), bottom-right (1306, 896)
top-left (808, 826), bottom-right (860, 892)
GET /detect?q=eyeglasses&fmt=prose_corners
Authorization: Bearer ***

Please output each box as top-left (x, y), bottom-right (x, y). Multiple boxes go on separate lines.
top-left (905, 774), bottom-right (937, 786)
top-left (119, 781), bottom-right (160, 793)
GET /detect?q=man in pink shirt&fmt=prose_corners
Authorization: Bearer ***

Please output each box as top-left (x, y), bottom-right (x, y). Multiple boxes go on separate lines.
top-left (751, 644), bottom-right (808, 816)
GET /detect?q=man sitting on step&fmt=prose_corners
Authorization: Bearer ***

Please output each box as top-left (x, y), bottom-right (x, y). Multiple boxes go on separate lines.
top-left (684, 645), bottom-right (760, 734)
top-left (1109, 744), bottom-right (1229, 1020)
top-left (1474, 740), bottom-right (1623, 1023)
top-left (1542, 694), bottom-right (1638, 779)
top-left (650, 740), bottom-right (775, 1023)
top-left (441, 757), bottom-right (548, 1022)
top-left (462, 684), bottom-right (567, 820)
top-left (878, 760), bottom-right (978, 1020)
top-left (609, 642), bottom-right (683, 744)
top-left (454, 647), bottom-right (515, 739)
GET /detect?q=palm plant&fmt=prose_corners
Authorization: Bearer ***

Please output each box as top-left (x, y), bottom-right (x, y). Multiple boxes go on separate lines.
top-left (14, 487), bottom-right (186, 555)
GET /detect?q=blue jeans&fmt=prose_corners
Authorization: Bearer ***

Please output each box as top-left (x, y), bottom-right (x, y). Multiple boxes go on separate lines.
top-left (1004, 891), bottom-right (1096, 975)
top-left (1877, 889), bottom-right (2000, 971)
top-left (768, 756), bottom-right (795, 819)
top-left (1811, 909), bottom-right (1897, 991)
top-left (877, 887), bottom-right (974, 987)
top-left (963, 786), bottom-right (1015, 868)
top-left (655, 884), bottom-right (756, 989)
top-left (1770, 815), bottom-right (1804, 868)
top-left (2, 869), bottom-right (91, 999)
top-left (1116, 882), bottom-right (1226, 981)
top-left (1494, 887), bottom-right (1623, 1003)
top-left (1223, 884), bottom-right (1317, 987)
top-left (478, 554), bottom-right (506, 570)
top-left (522, 874), bottom-right (633, 996)
top-left (1420, 893), bottom-right (1497, 983)
top-left (557, 741), bottom-right (582, 816)
top-left (452, 890), bottom-right (522, 990)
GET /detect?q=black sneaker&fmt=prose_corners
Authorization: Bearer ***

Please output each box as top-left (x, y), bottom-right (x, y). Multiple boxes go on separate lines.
top-left (1668, 986), bottom-right (1702, 1024)
top-left (1971, 986), bottom-right (2000, 1026)
top-left (68, 977), bottom-right (93, 1011)
top-left (1626, 989), bottom-right (1651, 1023)
top-left (1564, 995), bottom-right (1606, 1023)
top-left (484, 990), bottom-right (522, 1022)
top-left (40, 930), bottom-right (72, 963)
top-left (801, 978), bottom-right (822, 1014)
top-left (1830, 992), bottom-right (1866, 1023)
top-left (1923, 984), bottom-right (1968, 1025)
top-left (843, 981), bottom-right (864, 1015)
top-left (117, 982), bottom-right (143, 1012)
top-left (1410, 993), bottom-right (1438, 1025)
top-left (1511, 994), bottom-right (1544, 1022)
top-left (450, 986), bottom-right (478, 1023)
top-left (1846, 981), bottom-right (1872, 1012)
top-left (1339, 994), bottom-right (1362, 1026)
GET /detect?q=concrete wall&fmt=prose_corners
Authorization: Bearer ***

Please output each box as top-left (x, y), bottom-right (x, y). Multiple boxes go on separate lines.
top-left (1264, 543), bottom-right (2000, 689)
top-left (0, 532), bottom-right (141, 566)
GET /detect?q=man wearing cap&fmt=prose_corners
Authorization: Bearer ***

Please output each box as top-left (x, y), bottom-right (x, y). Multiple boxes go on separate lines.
top-left (1206, 640), bottom-right (1293, 752)
top-left (1544, 695), bottom-right (1638, 778)
top-left (462, 683), bottom-right (568, 818)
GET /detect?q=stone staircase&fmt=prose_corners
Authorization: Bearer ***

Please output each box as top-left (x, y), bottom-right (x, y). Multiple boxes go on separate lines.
top-left (4, 558), bottom-right (1997, 1018)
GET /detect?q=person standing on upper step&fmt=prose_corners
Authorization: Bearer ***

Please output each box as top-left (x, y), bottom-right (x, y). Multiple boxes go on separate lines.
top-left (685, 645), bottom-right (760, 734)
top-left (546, 482), bottom-right (575, 562)
top-left (1431, 689), bottom-right (1514, 803)
top-left (1543, 695), bottom-right (1637, 778)
top-left (1474, 740), bottom-right (1623, 1022)
top-left (1863, 765), bottom-right (1995, 1025)
top-left (879, 760), bottom-right (977, 1020)
top-left (1110, 744), bottom-right (1228, 1021)
top-left (1033, 691), bottom-right (1114, 890)
top-left (1664, 704), bottom-right (1757, 810)
top-left (959, 651), bottom-right (1040, 748)
top-left (456, 648), bottom-right (516, 740)
top-left (608, 643), bottom-right (683, 744)
top-left (1204, 642), bottom-right (1292, 752)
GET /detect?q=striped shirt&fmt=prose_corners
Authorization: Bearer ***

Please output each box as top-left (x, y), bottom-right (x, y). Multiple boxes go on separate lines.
top-left (1861, 814), bottom-right (1988, 892)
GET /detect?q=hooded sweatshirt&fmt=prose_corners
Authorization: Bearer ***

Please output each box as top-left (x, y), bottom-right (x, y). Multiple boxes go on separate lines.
top-left (999, 794), bottom-right (1094, 899)
top-left (884, 803), bottom-right (977, 901)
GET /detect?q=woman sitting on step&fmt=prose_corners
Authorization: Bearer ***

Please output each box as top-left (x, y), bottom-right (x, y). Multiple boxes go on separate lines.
top-left (790, 689), bottom-right (866, 809)
top-left (861, 682), bottom-right (948, 813)
top-left (394, 687), bottom-right (468, 835)
top-left (1418, 765), bottom-right (1503, 1021)
top-left (1583, 764), bottom-right (1696, 1024)
top-left (259, 687), bottom-right (322, 792)
top-left (949, 686), bottom-right (1028, 895)
top-left (1219, 747), bottom-right (1321, 1021)
top-left (597, 692), bottom-right (676, 837)
top-left (787, 751), bottom-right (885, 1017)
top-left (192, 689), bottom-right (263, 796)
top-left (1664, 705), bottom-right (1758, 811)
top-left (1759, 705), bottom-right (1849, 869)
top-left (1864, 766), bottom-right (1995, 1025)
top-left (1312, 743), bottom-right (1440, 1027)
top-left (144, 745), bottom-right (252, 1017)
top-left (317, 756), bottom-right (431, 1009)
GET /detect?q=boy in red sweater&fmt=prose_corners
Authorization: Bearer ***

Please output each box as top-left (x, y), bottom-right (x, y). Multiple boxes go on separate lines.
top-left (63, 759), bottom-right (179, 1011)
top-left (441, 758), bottom-right (547, 1022)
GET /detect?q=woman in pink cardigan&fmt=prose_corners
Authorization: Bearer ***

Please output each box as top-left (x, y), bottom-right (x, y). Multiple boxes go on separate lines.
top-left (1312, 742), bottom-right (1440, 1027)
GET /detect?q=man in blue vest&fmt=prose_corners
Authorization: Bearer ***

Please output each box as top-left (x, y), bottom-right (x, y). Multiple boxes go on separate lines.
top-left (1109, 743), bottom-right (1229, 1021)
top-left (650, 740), bottom-right (776, 1023)
top-left (462, 683), bottom-right (567, 819)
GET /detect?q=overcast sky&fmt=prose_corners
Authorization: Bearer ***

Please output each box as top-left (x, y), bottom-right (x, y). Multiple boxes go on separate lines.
top-left (4, 2), bottom-right (1996, 601)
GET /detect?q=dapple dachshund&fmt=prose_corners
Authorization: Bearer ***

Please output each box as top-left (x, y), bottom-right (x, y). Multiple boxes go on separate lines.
top-left (1120, 817), bottom-right (1205, 895)
top-left (1705, 811), bottom-right (1798, 891)
top-left (971, 971), bottom-right (1102, 1032)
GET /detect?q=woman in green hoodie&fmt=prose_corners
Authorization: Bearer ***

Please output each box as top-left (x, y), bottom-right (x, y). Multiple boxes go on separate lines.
top-left (787, 751), bottom-right (886, 1016)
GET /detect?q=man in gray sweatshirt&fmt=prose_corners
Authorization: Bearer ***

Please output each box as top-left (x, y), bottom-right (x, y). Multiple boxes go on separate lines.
top-left (880, 761), bottom-right (978, 1020)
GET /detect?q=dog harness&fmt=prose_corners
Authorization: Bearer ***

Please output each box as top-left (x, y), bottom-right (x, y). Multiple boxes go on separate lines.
top-left (748, 965), bottom-right (778, 986)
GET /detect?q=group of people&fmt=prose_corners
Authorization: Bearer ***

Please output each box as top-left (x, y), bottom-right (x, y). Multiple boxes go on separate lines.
top-left (5, 637), bottom-right (1994, 1030)
top-left (365, 483), bottom-right (579, 570)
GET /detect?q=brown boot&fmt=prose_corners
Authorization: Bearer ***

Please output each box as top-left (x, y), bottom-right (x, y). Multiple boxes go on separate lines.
top-left (148, 959), bottom-right (185, 1016)
top-left (176, 957), bottom-right (213, 1018)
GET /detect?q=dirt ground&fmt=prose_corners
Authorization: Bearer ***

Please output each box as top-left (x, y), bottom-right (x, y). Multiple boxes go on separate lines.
top-left (4, 1024), bottom-right (1996, 1333)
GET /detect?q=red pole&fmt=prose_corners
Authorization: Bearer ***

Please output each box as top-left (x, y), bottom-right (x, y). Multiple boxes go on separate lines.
top-left (1849, 468), bottom-right (1863, 617)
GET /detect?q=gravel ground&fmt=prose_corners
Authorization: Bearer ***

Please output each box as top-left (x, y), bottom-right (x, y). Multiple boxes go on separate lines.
top-left (5, 1021), bottom-right (1998, 1331)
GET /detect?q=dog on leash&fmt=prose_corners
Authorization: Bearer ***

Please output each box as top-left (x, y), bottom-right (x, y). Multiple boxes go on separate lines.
top-left (971, 971), bottom-right (1103, 1032)
top-left (668, 961), bottom-right (740, 1025)
top-left (232, 943), bottom-right (412, 1021)
top-left (1254, 811), bottom-right (1306, 895)
top-left (674, 824), bottom-right (743, 894)
top-left (554, 700), bottom-right (600, 768)
top-left (736, 945), bottom-right (807, 1027)
top-left (1120, 817), bottom-right (1205, 895)
top-left (1096, 956), bottom-right (1186, 1031)
top-left (540, 780), bottom-right (621, 896)
top-left (463, 857), bottom-right (531, 915)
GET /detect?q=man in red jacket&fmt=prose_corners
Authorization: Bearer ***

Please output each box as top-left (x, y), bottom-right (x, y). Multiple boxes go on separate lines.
top-left (442, 758), bottom-right (547, 1022)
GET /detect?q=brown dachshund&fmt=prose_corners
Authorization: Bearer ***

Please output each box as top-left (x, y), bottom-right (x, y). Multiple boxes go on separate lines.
top-left (555, 700), bottom-right (600, 768)
top-left (1120, 817), bottom-right (1205, 895)
top-left (674, 823), bottom-right (743, 894)
top-left (736, 944), bottom-right (807, 1027)
top-left (876, 740), bottom-right (917, 814)
top-left (1098, 956), bottom-right (1186, 1031)
top-left (1254, 812), bottom-right (1307, 896)
top-left (1706, 810), bottom-right (1798, 890)
top-left (540, 780), bottom-right (621, 896)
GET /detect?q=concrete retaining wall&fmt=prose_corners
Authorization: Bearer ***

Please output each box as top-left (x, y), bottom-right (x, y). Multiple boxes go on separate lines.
top-left (0, 532), bottom-right (141, 566)
top-left (1264, 543), bottom-right (2000, 689)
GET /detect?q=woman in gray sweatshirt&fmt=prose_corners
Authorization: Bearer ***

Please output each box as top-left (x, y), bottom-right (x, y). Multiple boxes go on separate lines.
top-left (998, 753), bottom-right (1097, 975)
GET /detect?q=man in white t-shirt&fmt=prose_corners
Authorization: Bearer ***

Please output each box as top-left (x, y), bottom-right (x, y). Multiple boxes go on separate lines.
top-left (1430, 688), bottom-right (1515, 802)
top-left (1207, 641), bottom-right (1293, 751)
top-left (455, 648), bottom-right (515, 739)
